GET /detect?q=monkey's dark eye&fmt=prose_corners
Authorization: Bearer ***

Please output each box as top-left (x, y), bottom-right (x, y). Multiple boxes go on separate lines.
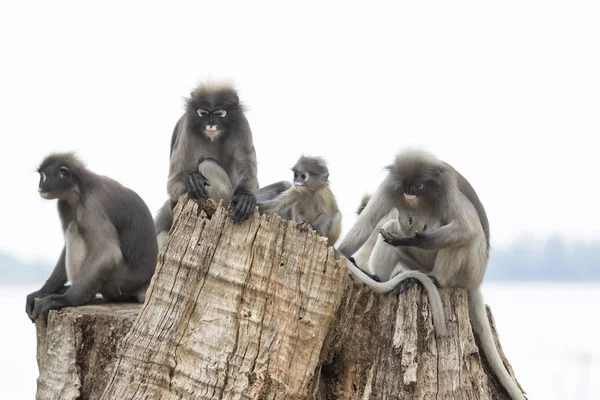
top-left (197, 109), bottom-right (209, 117)
top-left (39, 172), bottom-right (47, 182)
top-left (214, 110), bottom-right (227, 118)
top-left (408, 216), bottom-right (413, 225)
top-left (59, 167), bottom-right (71, 178)
top-left (301, 172), bottom-right (308, 180)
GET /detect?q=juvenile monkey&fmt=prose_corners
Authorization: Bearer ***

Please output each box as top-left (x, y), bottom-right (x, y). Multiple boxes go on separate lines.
top-left (155, 81), bottom-right (259, 247)
top-left (338, 149), bottom-right (525, 400)
top-left (351, 196), bottom-right (447, 335)
top-left (25, 153), bottom-right (158, 322)
top-left (258, 156), bottom-right (342, 246)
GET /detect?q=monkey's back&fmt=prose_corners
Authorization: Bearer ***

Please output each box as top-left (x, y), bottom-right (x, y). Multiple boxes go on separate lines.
top-left (95, 176), bottom-right (158, 279)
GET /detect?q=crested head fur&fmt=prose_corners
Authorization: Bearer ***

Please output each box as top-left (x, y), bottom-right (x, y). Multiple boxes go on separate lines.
top-left (387, 149), bottom-right (456, 216)
top-left (185, 80), bottom-right (244, 113)
top-left (293, 155), bottom-right (329, 179)
top-left (38, 152), bottom-right (88, 176)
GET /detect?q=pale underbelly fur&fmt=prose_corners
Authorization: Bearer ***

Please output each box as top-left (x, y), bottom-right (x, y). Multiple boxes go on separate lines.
top-left (65, 222), bottom-right (87, 284)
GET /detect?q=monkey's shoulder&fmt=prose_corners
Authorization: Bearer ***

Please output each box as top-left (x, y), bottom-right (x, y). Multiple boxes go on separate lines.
top-left (314, 186), bottom-right (339, 211)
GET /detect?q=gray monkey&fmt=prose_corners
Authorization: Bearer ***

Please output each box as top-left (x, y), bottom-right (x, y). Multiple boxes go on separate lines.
top-left (338, 149), bottom-right (525, 400)
top-left (258, 156), bottom-right (342, 246)
top-left (26, 153), bottom-right (158, 322)
top-left (154, 82), bottom-right (259, 247)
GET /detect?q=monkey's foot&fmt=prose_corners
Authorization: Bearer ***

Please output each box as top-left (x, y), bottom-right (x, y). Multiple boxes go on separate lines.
top-left (394, 277), bottom-right (421, 294)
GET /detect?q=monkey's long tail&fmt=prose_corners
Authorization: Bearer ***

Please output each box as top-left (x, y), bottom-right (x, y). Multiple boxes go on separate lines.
top-left (345, 260), bottom-right (447, 335)
top-left (468, 288), bottom-right (526, 400)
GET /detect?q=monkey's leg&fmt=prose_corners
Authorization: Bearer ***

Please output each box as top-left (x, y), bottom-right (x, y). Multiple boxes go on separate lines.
top-left (30, 246), bottom-right (121, 323)
top-left (154, 199), bottom-right (174, 249)
top-left (198, 159), bottom-right (234, 205)
top-left (256, 181), bottom-right (293, 204)
top-left (369, 219), bottom-right (408, 281)
top-left (26, 248), bottom-right (67, 321)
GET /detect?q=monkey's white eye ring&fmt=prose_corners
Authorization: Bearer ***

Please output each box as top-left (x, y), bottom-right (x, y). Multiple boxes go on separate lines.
top-left (214, 110), bottom-right (227, 117)
top-left (59, 167), bottom-right (71, 178)
top-left (301, 172), bottom-right (308, 180)
top-left (418, 183), bottom-right (424, 190)
top-left (197, 109), bottom-right (209, 117)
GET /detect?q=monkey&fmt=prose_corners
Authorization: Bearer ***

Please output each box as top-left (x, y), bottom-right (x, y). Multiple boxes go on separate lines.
top-left (257, 156), bottom-right (342, 246)
top-left (25, 153), bottom-right (158, 323)
top-left (154, 81), bottom-right (259, 248)
top-left (338, 149), bottom-right (525, 400)
top-left (349, 196), bottom-right (447, 335)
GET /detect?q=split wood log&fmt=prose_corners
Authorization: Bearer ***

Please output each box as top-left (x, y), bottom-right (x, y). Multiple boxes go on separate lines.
top-left (35, 195), bottom-right (526, 399)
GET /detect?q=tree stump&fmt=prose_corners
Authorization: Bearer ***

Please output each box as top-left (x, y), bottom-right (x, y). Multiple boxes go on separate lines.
top-left (35, 196), bottom-right (525, 399)
top-left (35, 303), bottom-right (140, 400)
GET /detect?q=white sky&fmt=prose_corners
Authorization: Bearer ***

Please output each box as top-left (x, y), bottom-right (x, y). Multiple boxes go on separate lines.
top-left (1, 1), bottom-right (599, 264)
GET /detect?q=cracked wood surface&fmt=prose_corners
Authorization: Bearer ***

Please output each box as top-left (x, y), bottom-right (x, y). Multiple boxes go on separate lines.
top-left (101, 198), bottom-right (349, 399)
top-left (35, 302), bottom-right (140, 400)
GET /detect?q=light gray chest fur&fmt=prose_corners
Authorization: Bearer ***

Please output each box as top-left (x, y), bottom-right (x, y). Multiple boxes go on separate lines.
top-left (65, 222), bottom-right (87, 283)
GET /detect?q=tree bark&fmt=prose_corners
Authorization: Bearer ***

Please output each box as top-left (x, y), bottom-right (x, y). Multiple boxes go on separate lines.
top-left (35, 196), bottom-right (525, 399)
top-left (35, 303), bottom-right (140, 400)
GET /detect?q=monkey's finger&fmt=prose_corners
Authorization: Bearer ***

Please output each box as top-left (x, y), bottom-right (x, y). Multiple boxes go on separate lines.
top-left (191, 174), bottom-right (209, 198)
top-left (232, 197), bottom-right (245, 223)
top-left (241, 197), bottom-right (255, 222)
top-left (185, 175), bottom-right (200, 199)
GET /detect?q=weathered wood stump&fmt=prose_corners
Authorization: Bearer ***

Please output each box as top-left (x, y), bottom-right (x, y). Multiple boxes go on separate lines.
top-left (35, 196), bottom-right (525, 399)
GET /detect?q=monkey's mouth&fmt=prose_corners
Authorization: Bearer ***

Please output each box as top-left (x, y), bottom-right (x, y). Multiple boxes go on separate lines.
top-left (403, 193), bottom-right (418, 200)
top-left (204, 128), bottom-right (221, 140)
top-left (39, 190), bottom-right (53, 199)
top-left (294, 182), bottom-right (305, 187)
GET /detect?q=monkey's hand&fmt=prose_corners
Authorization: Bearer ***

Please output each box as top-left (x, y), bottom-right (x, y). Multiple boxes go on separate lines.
top-left (296, 221), bottom-right (314, 232)
top-left (232, 190), bottom-right (256, 224)
top-left (25, 290), bottom-right (43, 321)
top-left (379, 228), bottom-right (423, 247)
top-left (185, 172), bottom-right (211, 199)
top-left (30, 295), bottom-right (62, 324)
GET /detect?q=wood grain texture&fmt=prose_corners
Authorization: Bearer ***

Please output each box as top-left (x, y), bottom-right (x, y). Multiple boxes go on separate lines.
top-left (101, 198), bottom-right (348, 399)
top-left (35, 303), bottom-right (140, 400)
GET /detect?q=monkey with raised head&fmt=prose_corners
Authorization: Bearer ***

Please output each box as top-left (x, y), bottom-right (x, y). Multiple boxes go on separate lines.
top-left (350, 195), bottom-right (447, 335)
top-left (154, 82), bottom-right (259, 247)
top-left (258, 156), bottom-right (342, 246)
top-left (338, 149), bottom-right (525, 400)
top-left (25, 153), bottom-right (158, 322)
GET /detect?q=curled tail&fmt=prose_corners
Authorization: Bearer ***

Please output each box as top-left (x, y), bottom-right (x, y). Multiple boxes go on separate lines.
top-left (468, 288), bottom-right (526, 400)
top-left (345, 259), bottom-right (447, 335)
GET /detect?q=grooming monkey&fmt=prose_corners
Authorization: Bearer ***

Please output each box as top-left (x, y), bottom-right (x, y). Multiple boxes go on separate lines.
top-left (351, 196), bottom-right (447, 335)
top-left (338, 150), bottom-right (525, 400)
top-left (154, 82), bottom-right (259, 247)
top-left (258, 156), bottom-right (342, 246)
top-left (25, 153), bottom-right (158, 322)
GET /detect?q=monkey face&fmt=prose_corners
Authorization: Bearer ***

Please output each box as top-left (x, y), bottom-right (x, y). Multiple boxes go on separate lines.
top-left (186, 86), bottom-right (242, 142)
top-left (37, 163), bottom-right (77, 200)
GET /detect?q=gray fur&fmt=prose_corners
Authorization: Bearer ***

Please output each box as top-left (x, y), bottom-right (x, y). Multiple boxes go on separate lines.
top-left (351, 207), bottom-right (447, 335)
top-left (338, 149), bottom-right (525, 400)
top-left (256, 181), bottom-right (293, 203)
top-left (155, 82), bottom-right (259, 243)
top-left (26, 152), bottom-right (158, 322)
top-left (258, 156), bottom-right (341, 246)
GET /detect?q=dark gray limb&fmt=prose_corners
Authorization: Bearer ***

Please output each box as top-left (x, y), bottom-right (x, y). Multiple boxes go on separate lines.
top-left (26, 248), bottom-right (67, 320)
top-left (256, 181), bottom-right (293, 204)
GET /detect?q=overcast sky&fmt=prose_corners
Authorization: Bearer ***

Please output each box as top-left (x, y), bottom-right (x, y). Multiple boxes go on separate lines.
top-left (1, 1), bottom-right (598, 264)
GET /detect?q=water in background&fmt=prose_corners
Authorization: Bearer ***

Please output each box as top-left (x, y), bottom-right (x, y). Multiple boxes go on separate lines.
top-left (1, 283), bottom-right (598, 399)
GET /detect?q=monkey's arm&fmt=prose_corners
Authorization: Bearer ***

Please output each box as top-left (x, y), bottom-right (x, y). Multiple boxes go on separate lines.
top-left (337, 177), bottom-right (395, 257)
top-left (229, 141), bottom-right (259, 223)
top-left (26, 247), bottom-right (67, 320)
top-left (312, 211), bottom-right (335, 238)
top-left (30, 221), bottom-right (123, 323)
top-left (258, 188), bottom-right (298, 216)
top-left (380, 221), bottom-right (477, 250)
